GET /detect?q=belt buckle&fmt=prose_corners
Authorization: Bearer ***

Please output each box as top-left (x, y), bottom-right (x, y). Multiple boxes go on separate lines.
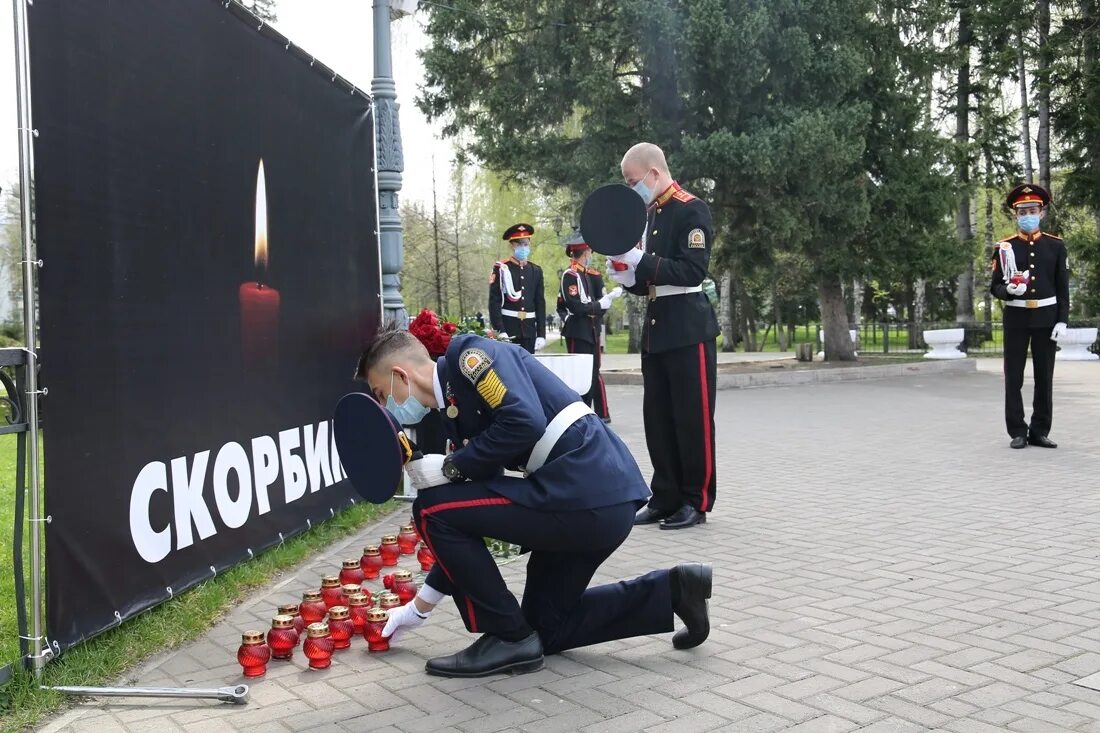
top-left (648, 285), bottom-right (656, 302)
top-left (1026, 299), bottom-right (1038, 309)
top-left (518, 310), bottom-right (527, 319)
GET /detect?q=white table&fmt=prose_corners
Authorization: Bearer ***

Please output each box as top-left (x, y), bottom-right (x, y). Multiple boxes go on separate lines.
top-left (533, 353), bottom-right (593, 395)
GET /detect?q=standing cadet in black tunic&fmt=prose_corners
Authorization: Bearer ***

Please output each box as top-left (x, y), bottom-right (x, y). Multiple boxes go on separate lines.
top-left (488, 223), bottom-right (546, 354)
top-left (558, 230), bottom-right (622, 421)
top-left (990, 183), bottom-right (1070, 449)
top-left (610, 142), bottom-right (718, 531)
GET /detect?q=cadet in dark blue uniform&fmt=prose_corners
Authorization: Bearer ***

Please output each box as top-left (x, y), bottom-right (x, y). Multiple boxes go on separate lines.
top-left (489, 223), bottom-right (546, 354)
top-left (990, 183), bottom-right (1070, 449)
top-left (356, 328), bottom-right (712, 678)
top-left (558, 231), bottom-right (622, 421)
top-left (611, 143), bottom-right (718, 530)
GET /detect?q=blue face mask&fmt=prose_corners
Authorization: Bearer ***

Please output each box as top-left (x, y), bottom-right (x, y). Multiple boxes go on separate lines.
top-left (632, 170), bottom-right (655, 205)
top-left (1018, 214), bottom-right (1041, 233)
top-left (385, 368), bottom-right (430, 425)
top-left (513, 245), bottom-right (531, 261)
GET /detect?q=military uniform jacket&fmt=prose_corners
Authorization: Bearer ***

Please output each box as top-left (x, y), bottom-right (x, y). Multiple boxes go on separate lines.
top-left (558, 261), bottom-right (605, 344)
top-left (989, 230), bottom-right (1069, 329)
top-left (437, 335), bottom-right (650, 512)
top-left (625, 182), bottom-right (719, 353)
top-left (488, 258), bottom-right (546, 340)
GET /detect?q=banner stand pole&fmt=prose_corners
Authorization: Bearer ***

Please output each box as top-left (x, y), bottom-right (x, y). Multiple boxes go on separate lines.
top-left (12, 0), bottom-right (48, 675)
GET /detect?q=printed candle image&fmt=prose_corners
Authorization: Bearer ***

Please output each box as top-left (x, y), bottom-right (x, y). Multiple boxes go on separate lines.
top-left (239, 159), bottom-right (280, 368)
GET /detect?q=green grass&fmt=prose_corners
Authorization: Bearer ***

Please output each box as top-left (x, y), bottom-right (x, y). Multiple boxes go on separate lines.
top-left (0, 456), bottom-right (395, 733)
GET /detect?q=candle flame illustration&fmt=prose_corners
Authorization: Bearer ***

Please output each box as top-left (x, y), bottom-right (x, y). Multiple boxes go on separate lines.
top-left (254, 159), bottom-right (268, 273)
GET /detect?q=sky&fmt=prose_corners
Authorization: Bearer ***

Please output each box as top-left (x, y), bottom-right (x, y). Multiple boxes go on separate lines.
top-left (0, 0), bottom-right (455, 206)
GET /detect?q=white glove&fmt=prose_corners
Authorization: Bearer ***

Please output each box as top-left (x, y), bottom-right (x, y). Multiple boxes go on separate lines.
top-left (599, 294), bottom-right (613, 310)
top-left (1006, 282), bottom-right (1028, 297)
top-left (607, 287), bottom-right (624, 300)
top-left (611, 246), bottom-right (644, 268)
top-left (496, 331), bottom-right (511, 342)
top-left (609, 267), bottom-right (636, 289)
top-left (381, 600), bottom-right (430, 641)
top-left (405, 453), bottom-right (448, 491)
top-left (534, 337), bottom-right (546, 351)
top-left (1052, 322), bottom-right (1067, 342)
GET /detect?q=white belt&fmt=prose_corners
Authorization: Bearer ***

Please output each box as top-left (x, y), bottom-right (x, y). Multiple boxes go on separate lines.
top-left (501, 309), bottom-right (535, 319)
top-left (1005, 296), bottom-right (1057, 309)
top-left (652, 285), bottom-right (702, 298)
top-left (524, 401), bottom-right (594, 474)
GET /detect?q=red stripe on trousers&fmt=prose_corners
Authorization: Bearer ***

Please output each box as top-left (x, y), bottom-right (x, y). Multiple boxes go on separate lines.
top-left (418, 496), bottom-right (513, 633)
top-left (697, 343), bottom-right (714, 512)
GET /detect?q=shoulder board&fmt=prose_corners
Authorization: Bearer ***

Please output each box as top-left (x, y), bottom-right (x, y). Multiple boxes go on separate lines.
top-left (586, 267), bottom-right (601, 276)
top-left (672, 190), bottom-right (696, 203)
top-left (1042, 232), bottom-right (1063, 240)
top-left (563, 269), bottom-right (578, 277)
top-left (493, 261), bottom-right (506, 268)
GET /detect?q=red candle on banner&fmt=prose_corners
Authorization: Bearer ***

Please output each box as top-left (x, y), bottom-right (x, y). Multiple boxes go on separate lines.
top-left (391, 569), bottom-right (417, 606)
top-left (239, 160), bottom-right (280, 369)
top-left (398, 525), bottom-right (418, 555)
top-left (417, 542), bottom-right (435, 572)
top-left (237, 631), bottom-right (271, 677)
top-left (364, 608), bottom-right (390, 652)
top-left (347, 592), bottom-right (371, 635)
top-left (277, 603), bottom-right (306, 636)
top-left (300, 591), bottom-right (327, 624)
top-left (360, 545), bottom-right (383, 580)
top-left (340, 558), bottom-right (366, 586)
top-left (327, 606), bottom-right (354, 650)
top-left (380, 535), bottom-right (401, 566)
top-left (303, 622), bottom-right (335, 670)
top-left (320, 575), bottom-right (343, 609)
top-left (267, 615), bottom-right (299, 660)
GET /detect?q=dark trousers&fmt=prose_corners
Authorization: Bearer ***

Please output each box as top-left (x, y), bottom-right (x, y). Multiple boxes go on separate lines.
top-left (515, 336), bottom-right (536, 354)
top-left (1004, 325), bottom-right (1057, 438)
top-left (641, 340), bottom-right (717, 514)
top-left (414, 480), bottom-right (672, 654)
top-left (567, 337), bottom-right (610, 420)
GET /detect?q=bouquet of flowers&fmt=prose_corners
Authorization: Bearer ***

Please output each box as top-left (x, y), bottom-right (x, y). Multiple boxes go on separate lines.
top-left (408, 309), bottom-right (458, 358)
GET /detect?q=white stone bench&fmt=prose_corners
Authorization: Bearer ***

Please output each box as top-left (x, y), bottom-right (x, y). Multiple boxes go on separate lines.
top-left (818, 329), bottom-right (858, 359)
top-left (1057, 327), bottom-right (1099, 361)
top-left (922, 328), bottom-right (966, 359)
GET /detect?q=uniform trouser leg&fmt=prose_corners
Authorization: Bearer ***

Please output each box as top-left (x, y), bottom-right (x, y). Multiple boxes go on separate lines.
top-left (1029, 325), bottom-right (1056, 437)
top-left (642, 350), bottom-right (682, 514)
top-left (1003, 327), bottom-right (1030, 438)
top-left (415, 480), bottom-right (670, 645)
top-left (516, 337), bottom-right (536, 354)
top-left (658, 341), bottom-right (718, 513)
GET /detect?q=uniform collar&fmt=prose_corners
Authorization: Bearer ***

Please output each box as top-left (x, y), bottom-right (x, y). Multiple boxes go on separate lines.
top-left (433, 357), bottom-right (445, 409)
top-left (654, 181), bottom-right (682, 207)
top-left (506, 256), bottom-right (526, 267)
top-left (570, 261), bottom-right (586, 272)
top-left (1017, 229), bottom-right (1043, 242)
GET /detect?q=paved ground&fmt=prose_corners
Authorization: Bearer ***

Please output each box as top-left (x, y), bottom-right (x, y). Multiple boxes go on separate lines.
top-left (40, 359), bottom-right (1100, 732)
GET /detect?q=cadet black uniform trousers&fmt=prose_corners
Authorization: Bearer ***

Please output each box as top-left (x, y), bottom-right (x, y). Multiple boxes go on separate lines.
top-left (1003, 325), bottom-right (1057, 439)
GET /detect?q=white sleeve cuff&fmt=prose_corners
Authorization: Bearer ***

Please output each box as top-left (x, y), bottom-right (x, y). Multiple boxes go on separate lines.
top-left (417, 583), bottom-right (446, 606)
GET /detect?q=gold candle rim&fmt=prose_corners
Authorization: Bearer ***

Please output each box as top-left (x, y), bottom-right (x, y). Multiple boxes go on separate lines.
top-left (306, 622), bottom-right (330, 638)
top-left (241, 630), bottom-right (265, 644)
top-left (271, 615), bottom-right (295, 629)
top-left (342, 559), bottom-right (361, 569)
top-left (393, 569), bottom-right (414, 581)
top-left (277, 603), bottom-right (300, 615)
top-left (302, 590), bottom-right (323, 602)
top-left (381, 534), bottom-right (398, 544)
top-left (366, 608), bottom-right (388, 622)
top-left (362, 545), bottom-right (380, 555)
top-left (347, 592), bottom-right (369, 606)
top-left (321, 575), bottom-right (341, 587)
top-left (328, 605), bottom-right (350, 620)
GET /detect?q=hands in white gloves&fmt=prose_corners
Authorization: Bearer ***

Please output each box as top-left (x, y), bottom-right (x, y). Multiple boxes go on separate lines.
top-left (1051, 322), bottom-right (1067, 342)
top-left (611, 246), bottom-right (644, 268)
top-left (609, 266), bottom-right (636, 289)
top-left (1006, 282), bottom-right (1028, 297)
top-left (607, 287), bottom-right (624, 300)
top-left (598, 294), bottom-right (613, 310)
top-left (534, 337), bottom-right (546, 351)
top-left (497, 331), bottom-right (512, 342)
top-left (405, 453), bottom-right (448, 491)
top-left (381, 584), bottom-right (444, 641)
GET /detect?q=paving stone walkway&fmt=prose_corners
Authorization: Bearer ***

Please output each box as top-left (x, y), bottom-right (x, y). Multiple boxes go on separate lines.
top-left (40, 360), bottom-right (1100, 732)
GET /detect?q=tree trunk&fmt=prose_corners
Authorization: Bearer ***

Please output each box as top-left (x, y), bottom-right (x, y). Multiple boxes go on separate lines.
top-left (983, 174), bottom-right (995, 335)
top-left (1017, 26), bottom-right (1034, 184)
top-left (911, 278), bottom-right (927, 349)
top-left (718, 270), bottom-right (736, 352)
top-left (452, 182), bottom-right (465, 317)
top-left (851, 278), bottom-right (864, 327)
top-left (1037, 0), bottom-right (1052, 195)
top-left (819, 273), bottom-right (856, 361)
top-left (955, 6), bottom-right (976, 323)
top-left (626, 295), bottom-right (643, 354)
top-left (431, 164), bottom-right (443, 313)
top-left (775, 290), bottom-right (788, 351)
top-left (738, 278), bottom-right (758, 351)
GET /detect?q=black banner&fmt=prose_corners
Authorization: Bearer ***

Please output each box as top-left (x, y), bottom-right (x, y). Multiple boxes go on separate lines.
top-left (31, 1), bottom-right (381, 650)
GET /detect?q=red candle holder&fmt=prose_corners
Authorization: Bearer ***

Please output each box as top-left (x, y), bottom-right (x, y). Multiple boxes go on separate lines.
top-left (379, 592), bottom-right (401, 614)
top-left (327, 606), bottom-right (354, 650)
top-left (347, 592), bottom-right (371, 635)
top-left (237, 631), bottom-right (271, 677)
top-left (340, 558), bottom-right (366, 586)
top-left (267, 615), bottom-right (299, 660)
top-left (320, 575), bottom-right (343, 608)
top-left (360, 545), bottom-right (383, 580)
top-left (277, 603), bottom-right (306, 636)
top-left (300, 591), bottom-right (328, 625)
top-left (417, 542), bottom-right (435, 572)
top-left (391, 569), bottom-right (417, 606)
top-left (398, 525), bottom-right (418, 555)
top-left (364, 608), bottom-right (390, 652)
top-left (380, 535), bottom-right (401, 566)
top-left (303, 622), bottom-right (335, 670)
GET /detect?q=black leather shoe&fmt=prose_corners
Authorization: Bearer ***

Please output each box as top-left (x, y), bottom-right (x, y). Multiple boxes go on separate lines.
top-left (635, 504), bottom-right (672, 525)
top-left (1029, 434), bottom-right (1058, 448)
top-left (671, 563), bottom-right (712, 649)
top-left (659, 505), bottom-right (706, 530)
top-left (1011, 436), bottom-right (1028, 449)
top-left (425, 632), bottom-right (544, 678)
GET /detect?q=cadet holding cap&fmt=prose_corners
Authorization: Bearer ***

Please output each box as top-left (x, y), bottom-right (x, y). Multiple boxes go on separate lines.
top-left (558, 230), bottom-right (621, 422)
top-left (488, 223), bottom-right (546, 354)
top-left (990, 183), bottom-right (1069, 450)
